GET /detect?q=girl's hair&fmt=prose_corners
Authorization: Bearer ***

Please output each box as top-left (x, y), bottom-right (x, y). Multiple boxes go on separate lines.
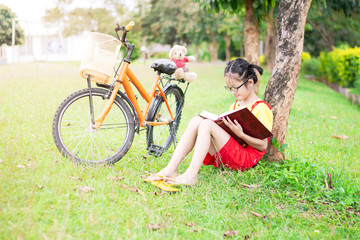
top-left (224, 58), bottom-right (263, 84)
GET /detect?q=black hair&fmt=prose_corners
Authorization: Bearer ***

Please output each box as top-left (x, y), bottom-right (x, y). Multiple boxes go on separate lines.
top-left (224, 58), bottom-right (263, 84)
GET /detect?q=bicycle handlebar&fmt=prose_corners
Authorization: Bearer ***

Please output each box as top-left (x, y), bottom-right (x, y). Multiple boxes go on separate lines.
top-left (115, 21), bottom-right (135, 46)
top-left (125, 21), bottom-right (135, 31)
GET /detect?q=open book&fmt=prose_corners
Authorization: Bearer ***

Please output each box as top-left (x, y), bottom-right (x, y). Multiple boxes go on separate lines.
top-left (199, 107), bottom-right (272, 147)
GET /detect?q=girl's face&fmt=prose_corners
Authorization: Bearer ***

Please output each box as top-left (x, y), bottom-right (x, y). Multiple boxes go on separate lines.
top-left (224, 73), bottom-right (253, 101)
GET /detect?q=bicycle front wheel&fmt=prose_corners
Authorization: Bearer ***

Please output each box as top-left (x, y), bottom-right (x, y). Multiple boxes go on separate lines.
top-left (52, 88), bottom-right (135, 165)
top-left (146, 84), bottom-right (184, 155)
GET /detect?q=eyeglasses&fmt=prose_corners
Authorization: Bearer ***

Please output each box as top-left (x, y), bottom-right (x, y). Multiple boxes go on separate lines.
top-left (224, 79), bottom-right (249, 92)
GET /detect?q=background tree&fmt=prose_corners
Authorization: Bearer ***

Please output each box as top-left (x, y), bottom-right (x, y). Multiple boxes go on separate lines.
top-left (265, 6), bottom-right (277, 73)
top-left (0, 5), bottom-right (24, 46)
top-left (141, 0), bottom-right (198, 46)
top-left (304, 0), bottom-right (360, 56)
top-left (197, 0), bottom-right (278, 66)
top-left (217, 15), bottom-right (244, 62)
top-left (263, 0), bottom-right (312, 161)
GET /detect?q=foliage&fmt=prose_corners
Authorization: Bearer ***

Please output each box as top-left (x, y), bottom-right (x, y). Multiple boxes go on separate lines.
top-left (301, 51), bottom-right (311, 61)
top-left (195, 0), bottom-right (278, 20)
top-left (319, 46), bottom-right (360, 87)
top-left (259, 54), bottom-right (266, 66)
top-left (258, 158), bottom-right (360, 207)
top-left (141, 0), bottom-right (198, 45)
top-left (0, 4), bottom-right (24, 46)
top-left (304, 0), bottom-right (360, 56)
top-left (301, 58), bottom-right (321, 76)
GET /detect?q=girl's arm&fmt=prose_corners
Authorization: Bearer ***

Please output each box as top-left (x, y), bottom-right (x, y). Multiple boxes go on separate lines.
top-left (222, 117), bottom-right (268, 151)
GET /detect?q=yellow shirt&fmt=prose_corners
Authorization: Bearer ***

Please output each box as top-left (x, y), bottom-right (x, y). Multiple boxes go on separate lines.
top-left (229, 99), bottom-right (273, 132)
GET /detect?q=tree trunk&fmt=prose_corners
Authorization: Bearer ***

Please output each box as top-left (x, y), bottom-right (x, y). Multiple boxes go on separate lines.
top-left (240, 42), bottom-right (244, 58)
top-left (224, 33), bottom-right (231, 62)
top-left (263, 0), bottom-right (312, 162)
top-left (265, 8), bottom-right (276, 74)
top-left (244, 0), bottom-right (259, 65)
top-left (209, 32), bottom-right (219, 62)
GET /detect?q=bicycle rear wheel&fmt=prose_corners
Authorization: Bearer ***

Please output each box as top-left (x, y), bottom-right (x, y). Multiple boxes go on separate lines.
top-left (52, 88), bottom-right (135, 165)
top-left (146, 84), bottom-right (184, 156)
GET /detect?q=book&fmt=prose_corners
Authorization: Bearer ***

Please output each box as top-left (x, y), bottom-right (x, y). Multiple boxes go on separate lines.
top-left (199, 107), bottom-right (272, 147)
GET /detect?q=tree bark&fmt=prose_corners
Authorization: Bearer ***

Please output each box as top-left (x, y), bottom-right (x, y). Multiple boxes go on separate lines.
top-left (244, 0), bottom-right (259, 65)
top-left (263, 0), bottom-right (312, 162)
top-left (224, 33), bottom-right (231, 62)
top-left (209, 32), bottom-right (219, 62)
top-left (265, 8), bottom-right (276, 74)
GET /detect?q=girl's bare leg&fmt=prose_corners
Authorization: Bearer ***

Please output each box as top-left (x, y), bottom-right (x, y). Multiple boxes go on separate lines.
top-left (147, 117), bottom-right (204, 180)
top-left (172, 119), bottom-right (230, 185)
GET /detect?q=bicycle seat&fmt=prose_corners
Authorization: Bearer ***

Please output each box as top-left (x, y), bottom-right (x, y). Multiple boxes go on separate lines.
top-left (151, 59), bottom-right (177, 75)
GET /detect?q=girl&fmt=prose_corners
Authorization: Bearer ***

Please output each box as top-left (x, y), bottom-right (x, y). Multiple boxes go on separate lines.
top-left (146, 58), bottom-right (273, 187)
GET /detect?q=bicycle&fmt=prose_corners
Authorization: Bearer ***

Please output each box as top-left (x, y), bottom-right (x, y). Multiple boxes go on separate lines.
top-left (52, 21), bottom-right (191, 165)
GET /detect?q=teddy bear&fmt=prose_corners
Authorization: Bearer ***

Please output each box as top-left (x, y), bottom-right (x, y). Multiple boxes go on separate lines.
top-left (169, 45), bottom-right (197, 83)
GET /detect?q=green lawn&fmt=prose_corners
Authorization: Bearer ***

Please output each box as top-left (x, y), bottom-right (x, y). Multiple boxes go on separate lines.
top-left (0, 61), bottom-right (359, 239)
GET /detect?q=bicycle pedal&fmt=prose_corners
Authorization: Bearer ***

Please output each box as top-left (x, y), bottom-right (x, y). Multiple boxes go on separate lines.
top-left (147, 144), bottom-right (164, 157)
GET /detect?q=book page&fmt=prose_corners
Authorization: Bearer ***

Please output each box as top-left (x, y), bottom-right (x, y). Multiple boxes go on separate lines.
top-left (219, 106), bottom-right (246, 118)
top-left (199, 110), bottom-right (219, 120)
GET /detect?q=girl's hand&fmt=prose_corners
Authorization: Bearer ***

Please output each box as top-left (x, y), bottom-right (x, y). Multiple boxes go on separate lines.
top-left (222, 116), bottom-right (244, 138)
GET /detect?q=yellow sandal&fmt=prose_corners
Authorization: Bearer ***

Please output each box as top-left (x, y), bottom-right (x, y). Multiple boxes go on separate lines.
top-left (151, 181), bottom-right (179, 193)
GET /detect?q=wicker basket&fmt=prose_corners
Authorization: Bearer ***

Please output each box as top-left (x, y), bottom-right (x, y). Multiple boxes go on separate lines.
top-left (79, 32), bottom-right (121, 84)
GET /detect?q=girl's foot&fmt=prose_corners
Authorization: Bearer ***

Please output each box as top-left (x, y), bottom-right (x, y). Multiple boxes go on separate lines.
top-left (146, 169), bottom-right (176, 182)
top-left (167, 173), bottom-right (197, 186)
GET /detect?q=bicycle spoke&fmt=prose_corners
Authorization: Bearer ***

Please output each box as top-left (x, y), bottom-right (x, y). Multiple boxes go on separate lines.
top-left (72, 131), bottom-right (90, 156)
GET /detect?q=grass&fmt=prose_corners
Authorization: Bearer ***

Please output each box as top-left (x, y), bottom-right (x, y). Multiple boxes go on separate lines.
top-left (0, 61), bottom-right (359, 239)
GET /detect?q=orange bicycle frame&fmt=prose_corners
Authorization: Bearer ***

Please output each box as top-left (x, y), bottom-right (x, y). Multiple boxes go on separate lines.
top-left (94, 61), bottom-right (175, 129)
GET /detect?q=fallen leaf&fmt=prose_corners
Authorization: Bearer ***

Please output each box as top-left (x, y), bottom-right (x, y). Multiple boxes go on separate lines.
top-left (106, 176), bottom-right (124, 181)
top-left (38, 185), bottom-right (44, 189)
top-left (224, 230), bottom-right (238, 237)
top-left (328, 173), bottom-right (333, 189)
top-left (147, 223), bottom-right (163, 231)
top-left (69, 176), bottom-right (82, 181)
top-left (185, 223), bottom-right (195, 227)
top-left (120, 184), bottom-right (145, 197)
top-left (250, 211), bottom-right (262, 218)
top-left (75, 185), bottom-right (94, 193)
top-left (330, 116), bottom-right (338, 119)
top-left (331, 135), bottom-right (349, 139)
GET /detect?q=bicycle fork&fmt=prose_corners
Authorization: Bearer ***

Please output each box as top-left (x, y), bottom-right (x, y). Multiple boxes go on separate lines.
top-left (87, 76), bottom-right (95, 126)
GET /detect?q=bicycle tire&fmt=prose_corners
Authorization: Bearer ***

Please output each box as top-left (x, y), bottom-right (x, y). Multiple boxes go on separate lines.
top-left (146, 84), bottom-right (184, 154)
top-left (52, 88), bottom-right (135, 165)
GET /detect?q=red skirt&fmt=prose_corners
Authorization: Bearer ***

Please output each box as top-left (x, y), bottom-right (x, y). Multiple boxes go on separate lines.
top-left (203, 137), bottom-right (266, 171)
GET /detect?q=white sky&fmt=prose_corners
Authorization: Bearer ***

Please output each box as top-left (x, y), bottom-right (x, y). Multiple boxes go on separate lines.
top-left (0, 0), bottom-right (56, 22)
top-left (0, 0), bottom-right (136, 23)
